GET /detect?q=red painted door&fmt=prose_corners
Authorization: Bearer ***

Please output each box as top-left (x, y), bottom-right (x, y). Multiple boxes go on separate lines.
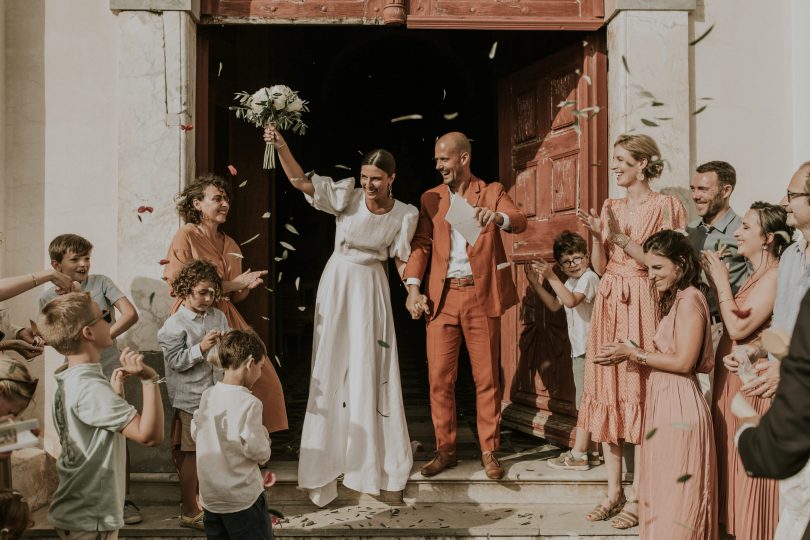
top-left (498, 36), bottom-right (608, 446)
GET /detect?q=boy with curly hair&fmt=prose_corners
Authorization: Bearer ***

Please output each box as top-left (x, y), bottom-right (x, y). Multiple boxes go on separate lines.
top-left (158, 260), bottom-right (230, 530)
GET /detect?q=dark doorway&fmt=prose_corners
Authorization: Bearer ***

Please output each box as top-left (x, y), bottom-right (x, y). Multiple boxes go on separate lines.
top-left (198, 26), bottom-right (589, 458)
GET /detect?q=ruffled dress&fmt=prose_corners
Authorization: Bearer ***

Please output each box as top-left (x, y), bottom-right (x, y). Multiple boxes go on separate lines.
top-left (297, 175), bottom-right (417, 507)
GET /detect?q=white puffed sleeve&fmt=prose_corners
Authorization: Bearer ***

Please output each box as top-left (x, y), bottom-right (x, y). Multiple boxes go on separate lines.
top-left (304, 173), bottom-right (355, 216)
top-left (388, 204), bottom-right (419, 261)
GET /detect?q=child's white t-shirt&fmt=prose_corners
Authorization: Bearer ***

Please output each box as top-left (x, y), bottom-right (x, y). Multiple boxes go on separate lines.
top-left (559, 269), bottom-right (600, 357)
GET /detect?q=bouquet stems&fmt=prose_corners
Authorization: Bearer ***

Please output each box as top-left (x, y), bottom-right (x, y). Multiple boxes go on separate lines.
top-left (263, 142), bottom-right (276, 169)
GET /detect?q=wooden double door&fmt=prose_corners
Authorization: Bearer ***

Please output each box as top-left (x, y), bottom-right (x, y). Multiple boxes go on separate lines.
top-left (497, 38), bottom-right (608, 446)
top-left (197, 24), bottom-right (608, 446)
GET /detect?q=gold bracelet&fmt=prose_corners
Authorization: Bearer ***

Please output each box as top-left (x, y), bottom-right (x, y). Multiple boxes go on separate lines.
top-left (141, 376), bottom-right (165, 385)
top-left (31, 274), bottom-right (38, 287)
top-left (635, 351), bottom-right (649, 365)
top-left (289, 177), bottom-right (307, 183)
top-left (275, 142), bottom-right (287, 150)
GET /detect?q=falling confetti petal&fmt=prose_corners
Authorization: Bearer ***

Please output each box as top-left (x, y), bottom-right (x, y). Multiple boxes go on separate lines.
top-left (582, 74), bottom-right (592, 86)
top-left (690, 24), bottom-right (714, 46)
top-left (262, 212), bottom-right (271, 218)
top-left (261, 316), bottom-right (270, 320)
top-left (621, 55), bottom-right (630, 74)
top-left (334, 164), bottom-right (351, 170)
top-left (488, 41), bottom-right (498, 59)
top-left (390, 114), bottom-right (423, 123)
top-left (377, 340), bottom-right (390, 348)
top-left (239, 180), bottom-right (248, 188)
top-left (677, 473), bottom-right (693, 483)
top-left (180, 124), bottom-right (194, 131)
top-left (582, 40), bottom-right (589, 47)
top-left (240, 233), bottom-right (260, 246)
top-left (228, 164), bottom-right (238, 176)
top-left (137, 206), bottom-right (154, 214)
top-left (148, 292), bottom-right (155, 307)
top-left (295, 277), bottom-right (300, 290)
top-left (297, 306), bottom-right (306, 311)
top-left (217, 62), bottom-right (223, 76)
top-left (442, 89), bottom-right (446, 100)
top-left (377, 408), bottom-right (390, 418)
top-left (137, 215), bottom-right (142, 223)
top-left (274, 355), bottom-right (281, 367)
top-left (159, 259), bottom-right (170, 265)
top-left (227, 252), bottom-right (244, 259)
top-left (645, 427), bottom-right (658, 440)
top-left (265, 286), bottom-right (274, 292)
top-left (280, 241), bottom-right (296, 251)
top-left (285, 223), bottom-right (300, 235)
top-left (693, 105), bottom-right (708, 115)
top-left (558, 100), bottom-right (577, 108)
top-left (641, 119), bottom-right (659, 127)
top-left (278, 272), bottom-right (283, 282)
top-left (443, 112), bottom-right (459, 120)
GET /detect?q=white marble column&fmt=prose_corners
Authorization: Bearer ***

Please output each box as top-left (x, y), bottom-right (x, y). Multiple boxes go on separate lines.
top-left (115, 9), bottom-right (196, 352)
top-left (606, 5), bottom-right (693, 199)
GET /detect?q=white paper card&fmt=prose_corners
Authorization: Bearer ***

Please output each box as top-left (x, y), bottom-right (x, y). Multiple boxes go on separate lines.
top-left (445, 195), bottom-right (482, 247)
top-left (0, 418), bottom-right (39, 453)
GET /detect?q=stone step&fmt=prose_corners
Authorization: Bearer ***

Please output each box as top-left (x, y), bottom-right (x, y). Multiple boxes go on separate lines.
top-left (130, 449), bottom-right (631, 507)
top-left (27, 502), bottom-right (639, 539)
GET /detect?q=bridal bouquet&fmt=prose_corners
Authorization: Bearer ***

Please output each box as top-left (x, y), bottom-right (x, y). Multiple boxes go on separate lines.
top-left (231, 85), bottom-right (309, 169)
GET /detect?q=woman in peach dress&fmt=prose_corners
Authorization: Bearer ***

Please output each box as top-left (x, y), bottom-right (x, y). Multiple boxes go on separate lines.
top-left (597, 230), bottom-right (717, 539)
top-left (703, 202), bottom-right (793, 540)
top-left (164, 174), bottom-right (287, 434)
top-left (577, 134), bottom-right (686, 529)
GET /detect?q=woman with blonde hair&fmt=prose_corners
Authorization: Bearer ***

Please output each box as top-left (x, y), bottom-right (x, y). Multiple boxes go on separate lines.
top-left (577, 133), bottom-right (686, 529)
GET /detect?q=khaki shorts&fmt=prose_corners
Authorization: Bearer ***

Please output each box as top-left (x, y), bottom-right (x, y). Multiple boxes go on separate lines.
top-left (55, 530), bottom-right (119, 540)
top-left (170, 409), bottom-right (196, 452)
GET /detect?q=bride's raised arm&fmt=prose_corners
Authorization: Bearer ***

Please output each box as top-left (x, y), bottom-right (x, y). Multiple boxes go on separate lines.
top-left (263, 125), bottom-right (315, 196)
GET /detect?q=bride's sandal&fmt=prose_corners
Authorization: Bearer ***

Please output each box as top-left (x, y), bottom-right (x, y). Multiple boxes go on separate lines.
top-left (610, 498), bottom-right (639, 529)
top-left (585, 493), bottom-right (626, 522)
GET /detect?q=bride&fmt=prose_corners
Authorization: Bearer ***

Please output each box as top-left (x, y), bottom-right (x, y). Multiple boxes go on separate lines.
top-left (263, 126), bottom-right (416, 506)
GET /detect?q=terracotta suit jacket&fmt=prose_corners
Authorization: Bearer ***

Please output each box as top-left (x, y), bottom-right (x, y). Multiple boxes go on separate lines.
top-left (404, 176), bottom-right (527, 319)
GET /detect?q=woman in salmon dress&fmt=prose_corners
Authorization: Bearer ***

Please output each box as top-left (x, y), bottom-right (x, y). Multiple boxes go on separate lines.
top-left (597, 230), bottom-right (717, 539)
top-left (703, 202), bottom-right (793, 540)
top-left (577, 134), bottom-right (686, 529)
top-left (164, 174), bottom-right (288, 434)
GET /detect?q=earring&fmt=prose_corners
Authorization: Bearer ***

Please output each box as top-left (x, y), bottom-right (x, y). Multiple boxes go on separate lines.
top-left (636, 170), bottom-right (645, 182)
top-left (388, 184), bottom-right (393, 199)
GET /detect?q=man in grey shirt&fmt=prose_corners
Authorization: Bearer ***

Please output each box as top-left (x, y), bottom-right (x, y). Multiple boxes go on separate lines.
top-left (687, 161), bottom-right (750, 399)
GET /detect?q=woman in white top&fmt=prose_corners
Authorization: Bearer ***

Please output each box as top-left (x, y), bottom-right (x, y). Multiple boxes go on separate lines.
top-left (264, 126), bottom-right (417, 507)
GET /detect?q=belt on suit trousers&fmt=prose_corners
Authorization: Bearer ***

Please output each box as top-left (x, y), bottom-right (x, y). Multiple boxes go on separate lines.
top-left (446, 275), bottom-right (475, 288)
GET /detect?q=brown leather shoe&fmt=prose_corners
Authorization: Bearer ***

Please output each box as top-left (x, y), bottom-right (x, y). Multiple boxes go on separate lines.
top-left (420, 451), bottom-right (458, 477)
top-left (482, 451), bottom-right (505, 480)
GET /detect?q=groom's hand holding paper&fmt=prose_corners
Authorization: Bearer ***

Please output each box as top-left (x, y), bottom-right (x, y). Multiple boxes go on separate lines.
top-left (445, 195), bottom-right (483, 247)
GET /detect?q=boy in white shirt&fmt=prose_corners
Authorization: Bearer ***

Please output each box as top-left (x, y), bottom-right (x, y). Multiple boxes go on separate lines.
top-left (191, 329), bottom-right (273, 540)
top-left (526, 231), bottom-right (600, 471)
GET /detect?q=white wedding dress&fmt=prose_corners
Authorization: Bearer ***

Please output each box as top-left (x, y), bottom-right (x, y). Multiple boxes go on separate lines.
top-left (297, 174), bottom-right (416, 507)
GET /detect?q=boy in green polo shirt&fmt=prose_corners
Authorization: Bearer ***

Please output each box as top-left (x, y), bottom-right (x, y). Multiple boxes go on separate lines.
top-left (38, 292), bottom-right (164, 539)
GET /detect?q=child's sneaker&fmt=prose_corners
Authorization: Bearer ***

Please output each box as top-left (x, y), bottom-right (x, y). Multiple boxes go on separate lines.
top-left (547, 450), bottom-right (590, 471)
top-left (123, 499), bottom-right (142, 524)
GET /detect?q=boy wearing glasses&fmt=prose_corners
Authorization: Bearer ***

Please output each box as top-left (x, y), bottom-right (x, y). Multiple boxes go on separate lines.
top-left (39, 234), bottom-right (143, 523)
top-left (38, 292), bottom-right (164, 540)
top-left (525, 230), bottom-right (600, 471)
top-left (158, 260), bottom-right (230, 530)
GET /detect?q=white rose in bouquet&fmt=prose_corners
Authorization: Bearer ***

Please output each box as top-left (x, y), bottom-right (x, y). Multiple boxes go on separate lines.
top-left (250, 87), bottom-right (271, 113)
top-left (287, 97), bottom-right (305, 113)
top-left (269, 84), bottom-right (292, 110)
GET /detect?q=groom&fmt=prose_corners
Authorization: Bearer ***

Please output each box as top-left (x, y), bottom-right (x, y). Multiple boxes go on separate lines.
top-left (404, 132), bottom-right (527, 480)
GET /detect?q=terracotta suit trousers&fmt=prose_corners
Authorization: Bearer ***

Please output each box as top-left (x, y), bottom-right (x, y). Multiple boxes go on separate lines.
top-left (426, 282), bottom-right (501, 453)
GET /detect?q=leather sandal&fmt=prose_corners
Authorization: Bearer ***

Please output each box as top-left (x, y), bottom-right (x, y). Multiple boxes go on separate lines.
top-left (611, 498), bottom-right (639, 529)
top-left (585, 493), bottom-right (626, 522)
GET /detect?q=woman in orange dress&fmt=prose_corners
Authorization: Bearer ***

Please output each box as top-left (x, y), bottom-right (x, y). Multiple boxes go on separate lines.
top-left (164, 174), bottom-right (287, 434)
top-left (577, 134), bottom-right (686, 529)
top-left (597, 230), bottom-right (717, 539)
top-left (702, 202), bottom-right (792, 540)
